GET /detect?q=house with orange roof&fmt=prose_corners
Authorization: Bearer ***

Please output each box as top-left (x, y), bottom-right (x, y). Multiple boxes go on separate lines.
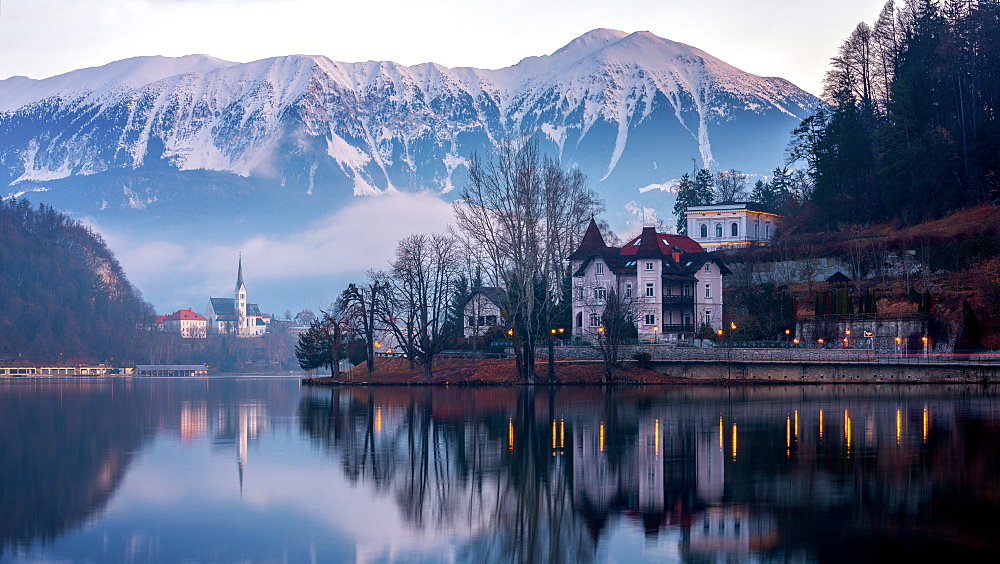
top-left (163, 309), bottom-right (207, 338)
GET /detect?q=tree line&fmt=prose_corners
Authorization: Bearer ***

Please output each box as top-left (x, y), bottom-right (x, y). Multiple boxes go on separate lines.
top-left (787, 0), bottom-right (1000, 227)
top-left (0, 198), bottom-right (154, 363)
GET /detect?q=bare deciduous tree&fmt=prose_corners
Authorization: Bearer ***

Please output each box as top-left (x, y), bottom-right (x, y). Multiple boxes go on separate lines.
top-left (384, 233), bottom-right (460, 379)
top-left (453, 139), bottom-right (601, 383)
top-left (714, 169), bottom-right (749, 202)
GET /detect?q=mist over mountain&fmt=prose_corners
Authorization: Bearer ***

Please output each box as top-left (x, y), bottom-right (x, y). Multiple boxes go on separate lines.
top-left (0, 29), bottom-right (818, 312)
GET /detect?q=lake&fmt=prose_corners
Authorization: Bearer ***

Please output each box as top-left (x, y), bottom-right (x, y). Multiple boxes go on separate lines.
top-left (1, 377), bottom-right (998, 562)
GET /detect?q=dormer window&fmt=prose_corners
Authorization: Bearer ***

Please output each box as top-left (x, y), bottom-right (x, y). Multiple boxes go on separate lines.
top-left (596, 262), bottom-right (604, 275)
top-left (704, 263), bottom-right (711, 273)
top-left (645, 261), bottom-right (654, 271)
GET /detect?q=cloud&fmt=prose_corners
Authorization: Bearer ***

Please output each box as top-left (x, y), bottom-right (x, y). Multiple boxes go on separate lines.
top-left (91, 192), bottom-right (455, 313)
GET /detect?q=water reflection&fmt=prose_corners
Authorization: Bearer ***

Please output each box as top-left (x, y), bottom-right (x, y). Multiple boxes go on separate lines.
top-left (299, 385), bottom-right (1000, 561)
top-left (0, 378), bottom-right (293, 560)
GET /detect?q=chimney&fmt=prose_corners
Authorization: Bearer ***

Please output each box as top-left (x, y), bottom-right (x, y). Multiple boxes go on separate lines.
top-left (671, 246), bottom-right (682, 263)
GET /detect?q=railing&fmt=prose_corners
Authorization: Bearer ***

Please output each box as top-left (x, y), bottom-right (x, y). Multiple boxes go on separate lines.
top-left (659, 324), bottom-right (695, 332)
top-left (662, 296), bottom-right (694, 305)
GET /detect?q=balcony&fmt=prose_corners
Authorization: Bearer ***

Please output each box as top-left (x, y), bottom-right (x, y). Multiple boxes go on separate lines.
top-left (662, 295), bottom-right (694, 305)
top-left (659, 324), bottom-right (695, 333)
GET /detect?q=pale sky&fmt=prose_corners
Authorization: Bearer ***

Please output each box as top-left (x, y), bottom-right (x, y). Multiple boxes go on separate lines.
top-left (0, 0), bottom-right (892, 95)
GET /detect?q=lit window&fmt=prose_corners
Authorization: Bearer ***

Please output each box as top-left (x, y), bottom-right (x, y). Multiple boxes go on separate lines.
top-left (645, 261), bottom-right (654, 271)
top-left (646, 282), bottom-right (655, 297)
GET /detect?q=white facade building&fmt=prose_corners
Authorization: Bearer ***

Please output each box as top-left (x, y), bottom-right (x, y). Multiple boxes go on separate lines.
top-left (462, 288), bottom-right (507, 338)
top-left (570, 221), bottom-right (729, 342)
top-left (685, 202), bottom-right (782, 250)
top-left (163, 308), bottom-right (207, 338)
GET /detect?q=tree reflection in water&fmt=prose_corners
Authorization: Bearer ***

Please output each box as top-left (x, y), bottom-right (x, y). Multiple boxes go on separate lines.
top-left (299, 384), bottom-right (1000, 562)
top-left (0, 379), bottom-right (158, 556)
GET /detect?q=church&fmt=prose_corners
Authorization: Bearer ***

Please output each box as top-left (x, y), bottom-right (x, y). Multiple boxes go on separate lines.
top-left (205, 257), bottom-right (269, 337)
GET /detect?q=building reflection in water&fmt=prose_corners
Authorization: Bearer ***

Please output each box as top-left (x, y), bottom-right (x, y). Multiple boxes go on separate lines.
top-left (299, 385), bottom-right (1000, 561)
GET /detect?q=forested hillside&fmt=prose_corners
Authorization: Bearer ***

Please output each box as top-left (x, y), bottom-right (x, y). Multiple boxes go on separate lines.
top-left (787, 0), bottom-right (1000, 228)
top-left (0, 198), bottom-right (153, 363)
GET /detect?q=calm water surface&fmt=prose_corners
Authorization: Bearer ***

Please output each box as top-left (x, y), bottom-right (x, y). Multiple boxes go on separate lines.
top-left (1, 377), bottom-right (999, 562)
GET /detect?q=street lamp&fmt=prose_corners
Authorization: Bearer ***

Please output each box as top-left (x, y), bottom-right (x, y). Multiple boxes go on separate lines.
top-left (895, 336), bottom-right (901, 359)
top-left (653, 326), bottom-right (659, 344)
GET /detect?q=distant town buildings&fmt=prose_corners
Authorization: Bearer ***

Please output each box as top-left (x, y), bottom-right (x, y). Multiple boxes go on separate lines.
top-left (686, 202), bottom-right (781, 249)
top-left (205, 257), bottom-right (269, 337)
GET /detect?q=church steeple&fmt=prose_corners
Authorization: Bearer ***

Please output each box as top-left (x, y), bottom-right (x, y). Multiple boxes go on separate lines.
top-left (235, 254), bottom-right (246, 292)
top-left (235, 255), bottom-right (247, 332)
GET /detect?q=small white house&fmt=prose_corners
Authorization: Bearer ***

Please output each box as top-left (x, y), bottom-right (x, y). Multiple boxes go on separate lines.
top-left (685, 202), bottom-right (782, 249)
top-left (463, 288), bottom-right (507, 338)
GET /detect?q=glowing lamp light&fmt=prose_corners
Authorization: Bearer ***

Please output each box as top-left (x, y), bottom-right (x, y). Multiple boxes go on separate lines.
top-left (597, 327), bottom-right (605, 333)
top-left (793, 339), bottom-right (800, 344)
top-left (818, 338), bottom-right (825, 344)
top-left (507, 329), bottom-right (514, 336)
top-left (717, 329), bottom-right (723, 336)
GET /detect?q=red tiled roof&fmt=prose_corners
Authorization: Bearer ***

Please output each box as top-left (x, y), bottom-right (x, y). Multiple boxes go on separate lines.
top-left (163, 309), bottom-right (207, 322)
top-left (619, 227), bottom-right (704, 256)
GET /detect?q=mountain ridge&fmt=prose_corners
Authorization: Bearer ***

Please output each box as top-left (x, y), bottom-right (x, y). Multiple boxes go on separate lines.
top-left (0, 29), bottom-right (818, 224)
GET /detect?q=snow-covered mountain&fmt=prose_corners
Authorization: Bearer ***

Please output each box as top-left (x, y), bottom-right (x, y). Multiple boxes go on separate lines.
top-left (0, 29), bottom-right (817, 223)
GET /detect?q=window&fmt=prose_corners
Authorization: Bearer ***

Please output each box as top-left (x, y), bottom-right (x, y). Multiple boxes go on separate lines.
top-left (644, 313), bottom-right (656, 325)
top-left (731, 222), bottom-right (738, 237)
top-left (705, 283), bottom-right (712, 298)
top-left (715, 223), bottom-right (723, 237)
top-left (755, 220), bottom-right (760, 238)
top-left (593, 286), bottom-right (607, 300)
top-left (665, 282), bottom-right (672, 296)
top-left (625, 283), bottom-right (632, 298)
top-left (596, 261), bottom-right (604, 275)
top-left (766, 223), bottom-right (771, 239)
top-left (645, 261), bottom-right (654, 271)
top-left (589, 313), bottom-right (600, 327)
top-left (705, 310), bottom-right (712, 325)
top-left (683, 284), bottom-right (691, 296)
top-left (704, 263), bottom-right (711, 273)
top-left (576, 312), bottom-right (583, 328)
top-left (700, 224), bottom-right (708, 238)
top-left (645, 282), bottom-right (655, 297)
